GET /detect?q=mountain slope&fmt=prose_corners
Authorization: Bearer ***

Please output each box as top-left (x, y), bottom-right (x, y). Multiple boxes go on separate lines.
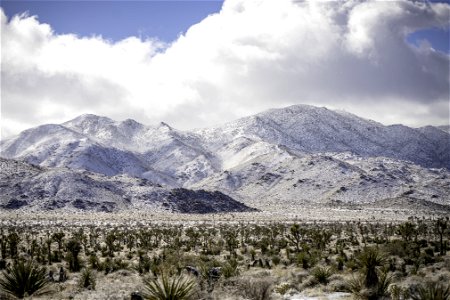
top-left (1, 104), bottom-right (449, 213)
top-left (0, 158), bottom-right (255, 213)
top-left (191, 148), bottom-right (450, 212)
top-left (1, 114), bottom-right (217, 186)
top-left (194, 105), bottom-right (450, 169)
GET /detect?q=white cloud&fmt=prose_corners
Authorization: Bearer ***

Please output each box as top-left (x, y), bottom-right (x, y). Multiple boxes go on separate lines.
top-left (1, 0), bottom-right (449, 138)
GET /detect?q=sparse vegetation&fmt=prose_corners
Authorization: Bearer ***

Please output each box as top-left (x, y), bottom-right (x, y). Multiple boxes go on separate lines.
top-left (0, 215), bottom-right (448, 299)
top-left (411, 281), bottom-right (450, 300)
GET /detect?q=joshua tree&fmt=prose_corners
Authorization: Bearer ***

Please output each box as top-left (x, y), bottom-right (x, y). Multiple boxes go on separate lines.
top-left (435, 217), bottom-right (448, 256)
top-left (105, 231), bottom-right (117, 257)
top-left (66, 239), bottom-right (82, 272)
top-left (45, 238), bottom-right (52, 265)
top-left (52, 232), bottom-right (65, 260)
top-left (397, 222), bottom-right (416, 243)
top-left (0, 230), bottom-right (7, 259)
top-left (7, 232), bottom-right (20, 259)
top-left (287, 224), bottom-right (304, 252)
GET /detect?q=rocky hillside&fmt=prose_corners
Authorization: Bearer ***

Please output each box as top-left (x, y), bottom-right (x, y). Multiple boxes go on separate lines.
top-left (0, 158), bottom-right (255, 213)
top-left (1, 104), bottom-right (449, 213)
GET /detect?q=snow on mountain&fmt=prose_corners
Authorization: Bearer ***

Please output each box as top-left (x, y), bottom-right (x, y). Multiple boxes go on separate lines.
top-left (194, 105), bottom-right (450, 169)
top-left (437, 125), bottom-right (450, 134)
top-left (0, 158), bottom-right (255, 213)
top-left (1, 104), bottom-right (449, 213)
top-left (192, 148), bottom-right (450, 212)
top-left (1, 114), bottom-right (217, 186)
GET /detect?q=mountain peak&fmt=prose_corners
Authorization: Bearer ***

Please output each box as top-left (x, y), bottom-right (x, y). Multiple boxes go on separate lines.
top-left (261, 104), bottom-right (328, 115)
top-left (159, 122), bottom-right (173, 131)
top-left (120, 118), bottom-right (144, 130)
top-left (66, 113), bottom-right (115, 124)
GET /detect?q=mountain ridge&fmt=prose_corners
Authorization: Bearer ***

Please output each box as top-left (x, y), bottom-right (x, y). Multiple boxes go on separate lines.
top-left (1, 104), bottom-right (449, 213)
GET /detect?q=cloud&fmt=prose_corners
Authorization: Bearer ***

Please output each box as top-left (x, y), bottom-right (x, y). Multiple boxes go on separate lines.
top-left (1, 0), bottom-right (449, 138)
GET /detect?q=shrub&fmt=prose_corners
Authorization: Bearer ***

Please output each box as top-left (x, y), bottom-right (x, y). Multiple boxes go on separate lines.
top-left (222, 260), bottom-right (240, 278)
top-left (78, 268), bottom-right (96, 290)
top-left (142, 274), bottom-right (196, 300)
top-left (297, 252), bottom-right (312, 269)
top-left (410, 282), bottom-right (450, 300)
top-left (390, 284), bottom-right (406, 300)
top-left (238, 278), bottom-right (273, 300)
top-left (271, 255), bottom-right (281, 266)
top-left (0, 260), bottom-right (49, 298)
top-left (345, 270), bottom-right (393, 300)
top-left (274, 282), bottom-right (292, 295)
top-left (311, 266), bottom-right (333, 285)
top-left (345, 275), bottom-right (365, 299)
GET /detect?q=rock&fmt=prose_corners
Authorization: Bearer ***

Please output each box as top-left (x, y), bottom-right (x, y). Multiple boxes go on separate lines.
top-left (130, 291), bottom-right (143, 300)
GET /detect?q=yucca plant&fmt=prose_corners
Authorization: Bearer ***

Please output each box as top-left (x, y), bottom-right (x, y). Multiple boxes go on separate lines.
top-left (346, 270), bottom-right (393, 300)
top-left (358, 247), bottom-right (386, 288)
top-left (142, 274), bottom-right (196, 300)
top-left (374, 270), bottom-right (393, 299)
top-left (78, 268), bottom-right (96, 290)
top-left (346, 275), bottom-right (365, 299)
top-left (0, 260), bottom-right (49, 299)
top-left (221, 260), bottom-right (240, 279)
top-left (411, 282), bottom-right (450, 300)
top-left (311, 266), bottom-right (333, 285)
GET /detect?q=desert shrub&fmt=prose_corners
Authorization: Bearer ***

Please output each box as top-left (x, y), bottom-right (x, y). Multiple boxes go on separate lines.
top-left (337, 256), bottom-right (345, 271)
top-left (222, 259), bottom-right (240, 278)
top-left (0, 260), bottom-right (49, 298)
top-left (142, 274), bottom-right (196, 300)
top-left (112, 258), bottom-right (129, 271)
top-left (238, 278), bottom-right (273, 300)
top-left (78, 268), bottom-right (96, 290)
top-left (311, 266), bottom-right (333, 285)
top-left (274, 282), bottom-right (292, 295)
top-left (384, 240), bottom-right (410, 258)
top-left (345, 270), bottom-right (392, 300)
top-left (375, 270), bottom-right (393, 299)
top-left (410, 281), bottom-right (450, 300)
top-left (346, 275), bottom-right (365, 299)
top-left (101, 257), bottom-right (113, 274)
top-left (390, 284), bottom-right (409, 300)
top-left (89, 253), bottom-right (100, 270)
top-left (271, 255), bottom-right (281, 266)
top-left (135, 252), bottom-right (152, 274)
top-left (297, 252), bottom-right (312, 269)
top-left (346, 258), bottom-right (359, 271)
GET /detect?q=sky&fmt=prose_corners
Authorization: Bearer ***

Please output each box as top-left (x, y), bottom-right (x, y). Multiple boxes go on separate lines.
top-left (1, 0), bottom-right (449, 139)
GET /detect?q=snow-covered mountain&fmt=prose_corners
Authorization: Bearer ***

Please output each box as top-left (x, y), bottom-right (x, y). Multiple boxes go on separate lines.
top-left (1, 114), bottom-right (217, 186)
top-left (1, 104), bottom-right (449, 212)
top-left (195, 105), bottom-right (450, 169)
top-left (0, 158), bottom-right (255, 213)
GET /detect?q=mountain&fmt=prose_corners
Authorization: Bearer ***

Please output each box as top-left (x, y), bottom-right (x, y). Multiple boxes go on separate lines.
top-left (194, 105), bottom-right (450, 169)
top-left (1, 104), bottom-right (449, 213)
top-left (191, 149), bottom-right (450, 212)
top-left (437, 125), bottom-right (450, 134)
top-left (1, 114), bottom-right (217, 186)
top-left (0, 157), bottom-right (255, 213)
